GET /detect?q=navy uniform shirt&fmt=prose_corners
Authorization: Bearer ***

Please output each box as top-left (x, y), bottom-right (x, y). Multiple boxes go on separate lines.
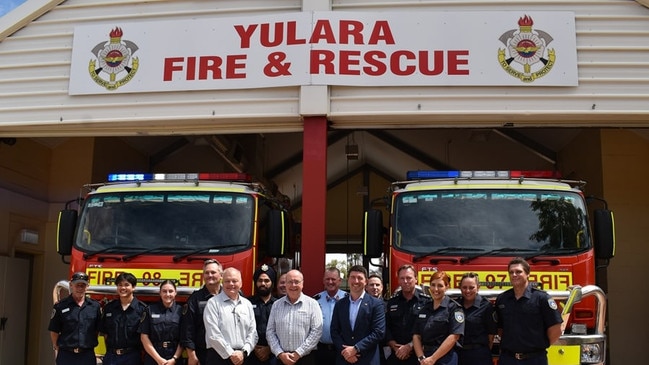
top-left (248, 294), bottom-right (277, 346)
top-left (138, 301), bottom-right (183, 348)
top-left (413, 296), bottom-right (464, 348)
top-left (99, 296), bottom-right (148, 350)
top-left (458, 294), bottom-right (497, 348)
top-left (495, 284), bottom-right (563, 353)
top-left (180, 285), bottom-right (216, 350)
top-left (385, 289), bottom-right (430, 345)
top-left (48, 295), bottom-right (102, 349)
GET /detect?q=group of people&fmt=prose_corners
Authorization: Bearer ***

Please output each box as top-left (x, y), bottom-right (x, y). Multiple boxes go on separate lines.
top-left (314, 258), bottom-right (562, 365)
top-left (49, 257), bottom-right (563, 365)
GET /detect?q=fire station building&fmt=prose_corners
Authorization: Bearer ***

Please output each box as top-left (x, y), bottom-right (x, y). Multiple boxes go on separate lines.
top-left (1, 1), bottom-right (649, 364)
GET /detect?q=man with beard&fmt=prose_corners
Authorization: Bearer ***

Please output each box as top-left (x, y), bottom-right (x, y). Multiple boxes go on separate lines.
top-left (248, 264), bottom-right (279, 365)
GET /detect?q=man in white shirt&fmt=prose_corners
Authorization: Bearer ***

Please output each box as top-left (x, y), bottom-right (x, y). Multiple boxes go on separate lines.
top-left (204, 267), bottom-right (258, 365)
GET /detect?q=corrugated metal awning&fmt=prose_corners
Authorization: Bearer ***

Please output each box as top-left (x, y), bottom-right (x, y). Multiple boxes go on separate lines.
top-left (0, 0), bottom-right (66, 41)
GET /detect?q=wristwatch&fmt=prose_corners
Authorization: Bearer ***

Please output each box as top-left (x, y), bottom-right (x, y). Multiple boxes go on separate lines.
top-left (243, 350), bottom-right (249, 357)
top-left (418, 355), bottom-right (427, 362)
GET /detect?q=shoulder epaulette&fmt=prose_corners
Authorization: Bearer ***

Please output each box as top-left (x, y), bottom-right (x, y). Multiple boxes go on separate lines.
top-left (449, 297), bottom-right (462, 307)
top-left (312, 293), bottom-right (321, 300)
top-left (415, 287), bottom-right (432, 297)
top-left (448, 294), bottom-right (461, 302)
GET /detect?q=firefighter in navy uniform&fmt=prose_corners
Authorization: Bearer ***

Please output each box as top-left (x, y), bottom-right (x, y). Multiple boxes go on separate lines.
top-left (139, 280), bottom-right (184, 365)
top-left (457, 273), bottom-right (497, 365)
top-left (49, 272), bottom-right (102, 365)
top-left (248, 264), bottom-right (278, 365)
top-left (100, 272), bottom-right (148, 365)
top-left (180, 259), bottom-right (223, 365)
top-left (385, 265), bottom-right (430, 365)
top-left (412, 271), bottom-right (464, 365)
top-left (496, 258), bottom-right (563, 365)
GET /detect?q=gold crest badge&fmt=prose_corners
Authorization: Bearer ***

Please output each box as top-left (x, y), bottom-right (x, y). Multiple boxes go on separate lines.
top-left (498, 15), bottom-right (555, 83)
top-left (88, 27), bottom-right (139, 90)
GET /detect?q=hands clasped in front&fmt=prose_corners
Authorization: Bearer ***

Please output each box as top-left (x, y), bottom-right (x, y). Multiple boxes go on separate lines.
top-left (341, 345), bottom-right (360, 364)
top-left (278, 351), bottom-right (302, 365)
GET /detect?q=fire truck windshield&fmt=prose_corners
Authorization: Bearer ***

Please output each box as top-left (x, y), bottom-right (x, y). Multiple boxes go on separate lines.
top-left (76, 191), bottom-right (255, 254)
top-left (393, 189), bottom-right (590, 255)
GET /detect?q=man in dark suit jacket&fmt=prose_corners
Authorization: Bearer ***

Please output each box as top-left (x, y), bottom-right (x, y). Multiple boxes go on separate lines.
top-left (331, 265), bottom-right (386, 365)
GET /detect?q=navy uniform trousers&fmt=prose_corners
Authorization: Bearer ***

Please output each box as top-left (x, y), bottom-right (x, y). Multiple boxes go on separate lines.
top-left (458, 346), bottom-right (492, 365)
top-left (56, 349), bottom-right (96, 365)
top-left (498, 351), bottom-right (548, 365)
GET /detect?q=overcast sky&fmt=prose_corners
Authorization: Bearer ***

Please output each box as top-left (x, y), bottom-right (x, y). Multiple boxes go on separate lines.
top-left (0, 0), bottom-right (27, 17)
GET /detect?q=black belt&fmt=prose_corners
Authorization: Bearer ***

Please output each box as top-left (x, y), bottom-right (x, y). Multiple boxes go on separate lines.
top-left (461, 343), bottom-right (486, 350)
top-left (422, 345), bottom-right (438, 354)
top-left (155, 341), bottom-right (177, 349)
top-left (107, 347), bottom-right (138, 355)
top-left (60, 347), bottom-right (92, 353)
top-left (318, 342), bottom-right (335, 351)
top-left (502, 349), bottom-right (546, 360)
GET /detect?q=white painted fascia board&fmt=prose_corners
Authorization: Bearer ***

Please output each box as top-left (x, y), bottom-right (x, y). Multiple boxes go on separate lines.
top-left (0, 0), bottom-right (67, 41)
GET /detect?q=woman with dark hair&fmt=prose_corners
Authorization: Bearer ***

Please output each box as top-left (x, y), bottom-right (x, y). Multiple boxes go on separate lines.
top-left (457, 273), bottom-right (496, 365)
top-left (412, 271), bottom-right (464, 365)
top-left (100, 272), bottom-right (148, 365)
top-left (140, 280), bottom-right (184, 365)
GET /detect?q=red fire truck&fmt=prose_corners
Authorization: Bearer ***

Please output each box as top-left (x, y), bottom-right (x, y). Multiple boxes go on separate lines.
top-left (55, 172), bottom-right (294, 302)
top-left (363, 170), bottom-right (615, 365)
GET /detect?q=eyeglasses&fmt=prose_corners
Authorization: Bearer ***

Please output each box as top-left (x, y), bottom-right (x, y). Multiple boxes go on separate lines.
top-left (287, 280), bottom-right (303, 285)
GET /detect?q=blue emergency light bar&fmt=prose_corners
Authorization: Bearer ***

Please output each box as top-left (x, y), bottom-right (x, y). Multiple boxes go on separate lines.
top-left (108, 173), bottom-right (153, 181)
top-left (406, 170), bottom-right (561, 180)
top-left (406, 170), bottom-right (461, 179)
top-left (107, 172), bottom-right (253, 182)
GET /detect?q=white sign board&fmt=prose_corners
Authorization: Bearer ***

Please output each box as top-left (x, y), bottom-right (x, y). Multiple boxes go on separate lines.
top-left (69, 11), bottom-right (577, 95)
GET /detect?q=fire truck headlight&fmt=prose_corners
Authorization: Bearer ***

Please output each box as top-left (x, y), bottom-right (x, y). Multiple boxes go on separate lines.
top-left (581, 343), bottom-right (603, 363)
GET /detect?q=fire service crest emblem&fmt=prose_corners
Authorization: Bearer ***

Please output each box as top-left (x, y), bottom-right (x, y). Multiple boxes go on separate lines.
top-left (88, 27), bottom-right (139, 90)
top-left (498, 15), bottom-right (555, 83)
